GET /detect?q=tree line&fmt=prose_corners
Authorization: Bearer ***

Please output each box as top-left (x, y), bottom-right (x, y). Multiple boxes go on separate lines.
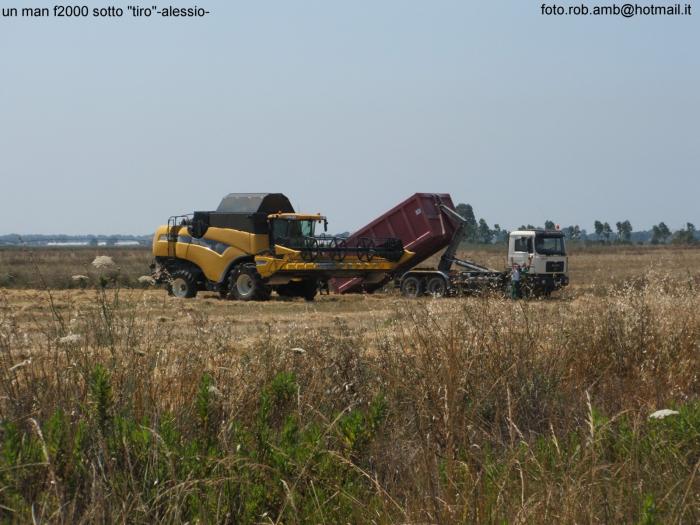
top-left (455, 203), bottom-right (698, 246)
top-left (0, 234), bottom-right (151, 247)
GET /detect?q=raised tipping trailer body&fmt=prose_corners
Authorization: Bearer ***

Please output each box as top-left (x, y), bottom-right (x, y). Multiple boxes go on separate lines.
top-left (330, 193), bottom-right (506, 296)
top-left (331, 193), bottom-right (569, 297)
top-left (330, 194), bottom-right (458, 293)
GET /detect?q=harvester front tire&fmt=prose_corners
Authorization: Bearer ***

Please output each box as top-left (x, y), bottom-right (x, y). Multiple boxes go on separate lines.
top-left (229, 265), bottom-right (271, 301)
top-left (300, 279), bottom-right (318, 301)
top-left (168, 269), bottom-right (198, 299)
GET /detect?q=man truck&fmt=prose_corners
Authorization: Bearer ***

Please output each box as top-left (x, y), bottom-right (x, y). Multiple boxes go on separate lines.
top-left (330, 193), bottom-right (569, 298)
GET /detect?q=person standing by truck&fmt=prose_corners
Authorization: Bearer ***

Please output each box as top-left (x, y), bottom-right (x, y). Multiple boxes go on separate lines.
top-left (511, 255), bottom-right (535, 299)
top-left (511, 263), bottom-right (522, 299)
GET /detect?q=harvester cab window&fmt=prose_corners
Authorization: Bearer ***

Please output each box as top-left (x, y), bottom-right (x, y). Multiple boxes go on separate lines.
top-left (299, 220), bottom-right (315, 237)
top-left (514, 237), bottom-right (533, 253)
top-left (288, 221), bottom-right (303, 238)
top-left (285, 220), bottom-right (315, 239)
top-left (271, 219), bottom-right (318, 249)
top-left (272, 220), bottom-right (289, 241)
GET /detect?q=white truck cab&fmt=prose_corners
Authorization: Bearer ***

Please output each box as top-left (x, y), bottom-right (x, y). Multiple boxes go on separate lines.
top-left (508, 229), bottom-right (569, 295)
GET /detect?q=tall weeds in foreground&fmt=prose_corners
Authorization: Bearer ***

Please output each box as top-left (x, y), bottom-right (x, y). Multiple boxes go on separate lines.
top-left (0, 274), bottom-right (698, 523)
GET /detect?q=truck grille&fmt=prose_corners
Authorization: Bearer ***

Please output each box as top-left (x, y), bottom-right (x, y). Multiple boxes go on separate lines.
top-left (546, 261), bottom-right (565, 273)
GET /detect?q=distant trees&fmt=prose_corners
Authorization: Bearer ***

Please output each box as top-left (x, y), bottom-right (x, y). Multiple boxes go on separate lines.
top-left (615, 220), bottom-right (633, 243)
top-left (455, 203), bottom-right (510, 244)
top-left (602, 222), bottom-right (613, 242)
top-left (562, 225), bottom-right (583, 241)
top-left (477, 219), bottom-right (493, 244)
top-left (455, 203), bottom-right (478, 242)
top-left (594, 221), bottom-right (604, 239)
top-left (0, 234), bottom-right (152, 247)
top-left (672, 223), bottom-right (696, 245)
top-left (585, 219), bottom-right (697, 245)
top-left (651, 222), bottom-right (672, 244)
top-left (592, 220), bottom-right (618, 243)
top-left (448, 202), bottom-right (696, 247)
top-left (491, 224), bottom-right (508, 243)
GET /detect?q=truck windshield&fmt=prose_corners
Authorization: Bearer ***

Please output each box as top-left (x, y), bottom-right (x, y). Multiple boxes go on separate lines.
top-left (535, 235), bottom-right (566, 256)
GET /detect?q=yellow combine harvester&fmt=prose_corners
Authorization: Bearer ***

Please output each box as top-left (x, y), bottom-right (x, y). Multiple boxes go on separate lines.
top-left (151, 193), bottom-right (414, 301)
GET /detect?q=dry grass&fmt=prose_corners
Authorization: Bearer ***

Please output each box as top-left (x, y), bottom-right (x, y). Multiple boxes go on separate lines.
top-left (0, 247), bottom-right (151, 289)
top-left (0, 246), bottom-right (699, 523)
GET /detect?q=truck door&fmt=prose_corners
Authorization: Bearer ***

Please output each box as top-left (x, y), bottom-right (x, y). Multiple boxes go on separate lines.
top-left (509, 235), bottom-right (533, 268)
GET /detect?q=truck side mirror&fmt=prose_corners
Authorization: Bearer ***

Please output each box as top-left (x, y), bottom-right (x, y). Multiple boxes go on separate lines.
top-left (324, 219), bottom-right (328, 232)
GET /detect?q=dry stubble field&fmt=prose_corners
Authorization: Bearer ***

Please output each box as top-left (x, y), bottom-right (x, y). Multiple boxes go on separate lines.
top-left (0, 246), bottom-right (699, 523)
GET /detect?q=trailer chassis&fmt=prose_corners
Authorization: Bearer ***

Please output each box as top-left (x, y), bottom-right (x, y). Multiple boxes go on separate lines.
top-left (398, 259), bottom-right (507, 298)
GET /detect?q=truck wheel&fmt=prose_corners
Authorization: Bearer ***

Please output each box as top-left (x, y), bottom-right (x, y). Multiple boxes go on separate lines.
top-left (400, 276), bottom-right (423, 298)
top-left (168, 269), bottom-right (198, 299)
top-left (426, 276), bottom-right (447, 297)
top-left (229, 265), bottom-right (271, 301)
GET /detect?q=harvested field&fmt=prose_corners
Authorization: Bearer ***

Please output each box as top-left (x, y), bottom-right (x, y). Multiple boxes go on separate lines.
top-left (0, 246), bottom-right (699, 523)
top-left (3, 244), bottom-right (700, 292)
top-left (0, 247), bottom-right (151, 289)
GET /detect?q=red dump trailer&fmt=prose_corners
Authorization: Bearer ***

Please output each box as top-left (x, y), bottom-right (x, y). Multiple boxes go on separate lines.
top-left (330, 193), bottom-right (459, 293)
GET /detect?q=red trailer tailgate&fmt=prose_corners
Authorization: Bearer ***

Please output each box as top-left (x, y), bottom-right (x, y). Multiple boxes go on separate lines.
top-left (331, 193), bottom-right (458, 293)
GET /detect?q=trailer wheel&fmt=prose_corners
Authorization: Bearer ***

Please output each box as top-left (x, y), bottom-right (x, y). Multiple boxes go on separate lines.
top-left (168, 269), bottom-right (198, 299)
top-left (426, 276), bottom-right (447, 297)
top-left (400, 276), bottom-right (423, 298)
top-left (228, 265), bottom-right (271, 301)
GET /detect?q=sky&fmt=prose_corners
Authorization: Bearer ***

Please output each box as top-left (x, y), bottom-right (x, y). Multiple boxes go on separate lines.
top-left (0, 1), bottom-right (698, 235)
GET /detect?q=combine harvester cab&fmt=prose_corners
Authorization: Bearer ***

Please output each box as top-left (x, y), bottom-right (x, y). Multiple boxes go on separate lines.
top-left (151, 193), bottom-right (413, 301)
top-left (331, 193), bottom-right (569, 298)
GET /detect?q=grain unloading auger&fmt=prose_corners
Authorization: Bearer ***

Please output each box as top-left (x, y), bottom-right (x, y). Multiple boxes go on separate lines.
top-left (330, 193), bottom-right (569, 297)
top-left (150, 193), bottom-right (414, 300)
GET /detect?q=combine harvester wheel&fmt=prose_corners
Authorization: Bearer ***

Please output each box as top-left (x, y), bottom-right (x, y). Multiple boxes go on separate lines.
top-left (168, 269), bottom-right (198, 298)
top-left (228, 264), bottom-right (271, 301)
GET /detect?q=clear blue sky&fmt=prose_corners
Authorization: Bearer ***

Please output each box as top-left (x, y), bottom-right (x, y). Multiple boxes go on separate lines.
top-left (1, 1), bottom-right (698, 235)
